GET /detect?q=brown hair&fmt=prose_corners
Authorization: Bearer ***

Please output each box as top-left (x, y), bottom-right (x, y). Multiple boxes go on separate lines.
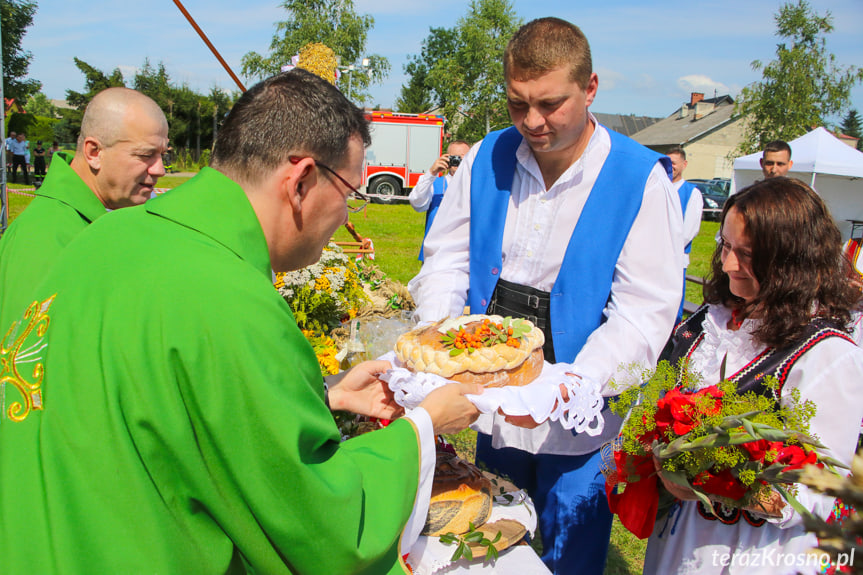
top-left (763, 140), bottom-right (791, 158)
top-left (704, 177), bottom-right (861, 347)
top-left (504, 17), bottom-right (592, 89)
top-left (667, 145), bottom-right (686, 160)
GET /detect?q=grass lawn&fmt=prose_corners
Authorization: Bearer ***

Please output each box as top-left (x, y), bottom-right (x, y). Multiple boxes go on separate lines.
top-left (4, 180), bottom-right (721, 574)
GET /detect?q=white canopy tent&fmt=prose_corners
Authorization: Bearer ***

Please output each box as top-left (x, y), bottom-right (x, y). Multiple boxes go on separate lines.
top-left (732, 127), bottom-right (863, 242)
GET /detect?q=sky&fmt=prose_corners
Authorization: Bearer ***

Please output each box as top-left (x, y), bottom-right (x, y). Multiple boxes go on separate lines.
top-left (21, 0), bottom-right (863, 122)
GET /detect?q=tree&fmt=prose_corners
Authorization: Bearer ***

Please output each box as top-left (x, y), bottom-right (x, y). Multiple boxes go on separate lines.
top-left (1, 0), bottom-right (40, 102)
top-left (133, 59), bottom-right (172, 110)
top-left (55, 58), bottom-right (126, 144)
top-left (839, 109), bottom-right (862, 151)
top-left (240, 0), bottom-right (389, 105)
top-left (393, 27), bottom-right (457, 114)
top-left (65, 57), bottom-right (126, 109)
top-left (24, 92), bottom-right (59, 118)
top-left (402, 0), bottom-right (521, 142)
top-left (734, 0), bottom-right (863, 155)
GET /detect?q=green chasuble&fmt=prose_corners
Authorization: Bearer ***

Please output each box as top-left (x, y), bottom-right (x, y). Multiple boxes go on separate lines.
top-left (0, 152), bottom-right (108, 321)
top-left (0, 168), bottom-right (420, 574)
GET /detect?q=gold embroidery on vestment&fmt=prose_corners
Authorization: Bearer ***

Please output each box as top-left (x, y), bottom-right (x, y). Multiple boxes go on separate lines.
top-left (1, 295), bottom-right (55, 422)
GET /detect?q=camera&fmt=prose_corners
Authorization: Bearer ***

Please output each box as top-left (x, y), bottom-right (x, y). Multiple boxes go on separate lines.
top-left (448, 155), bottom-right (462, 168)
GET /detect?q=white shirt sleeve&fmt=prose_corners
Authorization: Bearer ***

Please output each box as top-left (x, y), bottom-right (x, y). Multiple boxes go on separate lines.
top-left (399, 406), bottom-right (437, 555)
top-left (408, 172), bottom-right (438, 213)
top-left (682, 187), bottom-right (704, 268)
top-left (407, 146), bottom-right (479, 322)
top-left (571, 163), bottom-right (685, 395)
top-left (683, 187), bottom-right (704, 246)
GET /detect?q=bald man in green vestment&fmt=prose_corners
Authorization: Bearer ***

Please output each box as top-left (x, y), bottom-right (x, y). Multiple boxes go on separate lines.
top-left (0, 87), bottom-right (169, 322)
top-left (0, 70), bottom-right (481, 574)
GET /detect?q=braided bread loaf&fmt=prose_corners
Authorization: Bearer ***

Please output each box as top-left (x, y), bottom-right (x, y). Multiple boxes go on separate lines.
top-left (422, 451), bottom-right (492, 536)
top-left (394, 314), bottom-right (544, 387)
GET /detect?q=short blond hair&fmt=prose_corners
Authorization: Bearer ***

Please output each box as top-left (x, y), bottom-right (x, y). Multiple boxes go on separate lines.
top-left (504, 17), bottom-right (592, 89)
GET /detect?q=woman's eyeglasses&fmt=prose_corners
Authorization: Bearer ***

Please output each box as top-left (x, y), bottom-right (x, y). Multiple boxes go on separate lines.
top-left (289, 156), bottom-right (369, 213)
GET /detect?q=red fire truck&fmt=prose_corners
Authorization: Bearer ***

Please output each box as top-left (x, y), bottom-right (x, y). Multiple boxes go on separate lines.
top-left (362, 111), bottom-right (444, 202)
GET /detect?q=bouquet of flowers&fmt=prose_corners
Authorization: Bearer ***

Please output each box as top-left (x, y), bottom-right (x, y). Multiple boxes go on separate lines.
top-left (602, 360), bottom-right (846, 539)
top-left (274, 242), bottom-right (369, 334)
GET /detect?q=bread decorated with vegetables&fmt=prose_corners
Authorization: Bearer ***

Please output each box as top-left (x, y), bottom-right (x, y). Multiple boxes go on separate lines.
top-left (395, 314), bottom-right (544, 388)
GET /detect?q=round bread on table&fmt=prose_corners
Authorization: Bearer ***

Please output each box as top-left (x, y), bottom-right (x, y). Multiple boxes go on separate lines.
top-left (394, 314), bottom-right (544, 388)
top-left (422, 451), bottom-right (493, 536)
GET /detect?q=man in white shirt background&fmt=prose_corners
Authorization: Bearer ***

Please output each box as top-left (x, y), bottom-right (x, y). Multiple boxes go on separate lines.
top-left (409, 139), bottom-right (471, 261)
top-left (9, 132), bottom-right (30, 184)
top-left (408, 17), bottom-right (683, 575)
top-left (667, 146), bottom-right (704, 323)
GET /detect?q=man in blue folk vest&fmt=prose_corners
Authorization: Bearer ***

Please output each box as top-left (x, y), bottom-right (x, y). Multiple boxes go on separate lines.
top-left (409, 140), bottom-right (471, 261)
top-left (667, 146), bottom-right (704, 323)
top-left (407, 17), bottom-right (683, 575)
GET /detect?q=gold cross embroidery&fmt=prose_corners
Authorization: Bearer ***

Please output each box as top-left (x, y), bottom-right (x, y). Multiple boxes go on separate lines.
top-left (1, 295), bottom-right (55, 423)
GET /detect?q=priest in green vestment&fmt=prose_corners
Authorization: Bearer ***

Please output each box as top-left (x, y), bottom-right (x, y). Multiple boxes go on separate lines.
top-left (0, 87), bottom-right (169, 322)
top-left (0, 70), bottom-right (481, 574)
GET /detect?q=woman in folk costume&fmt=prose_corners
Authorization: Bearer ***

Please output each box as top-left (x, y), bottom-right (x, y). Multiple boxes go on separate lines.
top-left (644, 177), bottom-right (863, 575)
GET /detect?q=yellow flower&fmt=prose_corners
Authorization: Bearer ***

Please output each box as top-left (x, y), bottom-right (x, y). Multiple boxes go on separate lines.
top-left (315, 276), bottom-right (331, 292)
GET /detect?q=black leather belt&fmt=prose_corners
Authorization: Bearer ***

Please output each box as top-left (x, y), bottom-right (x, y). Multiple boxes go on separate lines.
top-left (487, 278), bottom-right (555, 362)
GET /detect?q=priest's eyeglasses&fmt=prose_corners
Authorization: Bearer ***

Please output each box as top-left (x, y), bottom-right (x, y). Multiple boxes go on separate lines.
top-left (289, 156), bottom-right (369, 213)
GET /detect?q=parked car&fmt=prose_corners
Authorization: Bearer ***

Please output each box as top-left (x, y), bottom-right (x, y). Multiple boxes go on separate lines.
top-left (689, 179), bottom-right (728, 221)
top-left (708, 177), bottom-right (731, 196)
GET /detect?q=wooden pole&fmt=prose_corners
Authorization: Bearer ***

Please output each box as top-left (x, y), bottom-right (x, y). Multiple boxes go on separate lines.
top-left (172, 0), bottom-right (247, 92)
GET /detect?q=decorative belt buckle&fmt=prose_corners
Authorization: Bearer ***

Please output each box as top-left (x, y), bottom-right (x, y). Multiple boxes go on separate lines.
top-left (527, 294), bottom-right (540, 309)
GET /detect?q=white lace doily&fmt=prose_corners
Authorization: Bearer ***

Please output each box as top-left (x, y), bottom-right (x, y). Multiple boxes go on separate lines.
top-left (379, 352), bottom-right (605, 435)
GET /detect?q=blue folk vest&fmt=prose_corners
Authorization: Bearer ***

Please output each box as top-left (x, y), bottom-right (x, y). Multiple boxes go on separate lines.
top-left (468, 126), bottom-right (671, 363)
top-left (418, 176), bottom-right (447, 262)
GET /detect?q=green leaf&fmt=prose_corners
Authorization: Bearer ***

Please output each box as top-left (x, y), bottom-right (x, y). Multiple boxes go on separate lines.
top-left (464, 531), bottom-right (485, 543)
top-left (461, 542), bottom-right (473, 561)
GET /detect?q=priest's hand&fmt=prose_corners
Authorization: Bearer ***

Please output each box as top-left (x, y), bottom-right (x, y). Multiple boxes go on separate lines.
top-left (326, 360), bottom-right (404, 420)
top-left (420, 383), bottom-right (484, 435)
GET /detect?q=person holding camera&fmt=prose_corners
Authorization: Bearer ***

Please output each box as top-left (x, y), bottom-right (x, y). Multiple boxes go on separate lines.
top-left (409, 139), bottom-right (471, 261)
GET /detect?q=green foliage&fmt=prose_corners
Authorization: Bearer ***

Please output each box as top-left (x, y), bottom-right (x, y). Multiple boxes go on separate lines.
top-left (240, 0), bottom-right (389, 105)
top-left (24, 93), bottom-right (59, 118)
top-left (65, 57), bottom-right (126, 109)
top-left (839, 109), bottom-right (863, 151)
top-left (60, 57), bottom-right (127, 141)
top-left (58, 57), bottom-right (237, 159)
top-left (403, 0), bottom-right (521, 141)
top-left (274, 243), bottom-right (369, 333)
top-left (1, 0), bottom-right (40, 101)
top-left (440, 523), bottom-right (502, 562)
top-left (734, 0), bottom-right (863, 155)
top-left (610, 360), bottom-right (822, 509)
top-left (5, 112), bottom-right (57, 144)
top-left (394, 26), bottom-right (458, 114)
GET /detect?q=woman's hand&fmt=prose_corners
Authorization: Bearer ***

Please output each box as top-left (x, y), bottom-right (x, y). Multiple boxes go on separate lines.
top-left (744, 489), bottom-right (786, 518)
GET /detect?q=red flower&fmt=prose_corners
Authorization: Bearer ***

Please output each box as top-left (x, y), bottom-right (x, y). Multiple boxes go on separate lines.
top-left (692, 468), bottom-right (749, 500)
top-left (665, 388), bottom-right (699, 436)
top-left (653, 398), bottom-right (675, 441)
top-left (693, 385), bottom-right (724, 416)
top-left (740, 439), bottom-right (783, 463)
top-left (776, 445), bottom-right (821, 471)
